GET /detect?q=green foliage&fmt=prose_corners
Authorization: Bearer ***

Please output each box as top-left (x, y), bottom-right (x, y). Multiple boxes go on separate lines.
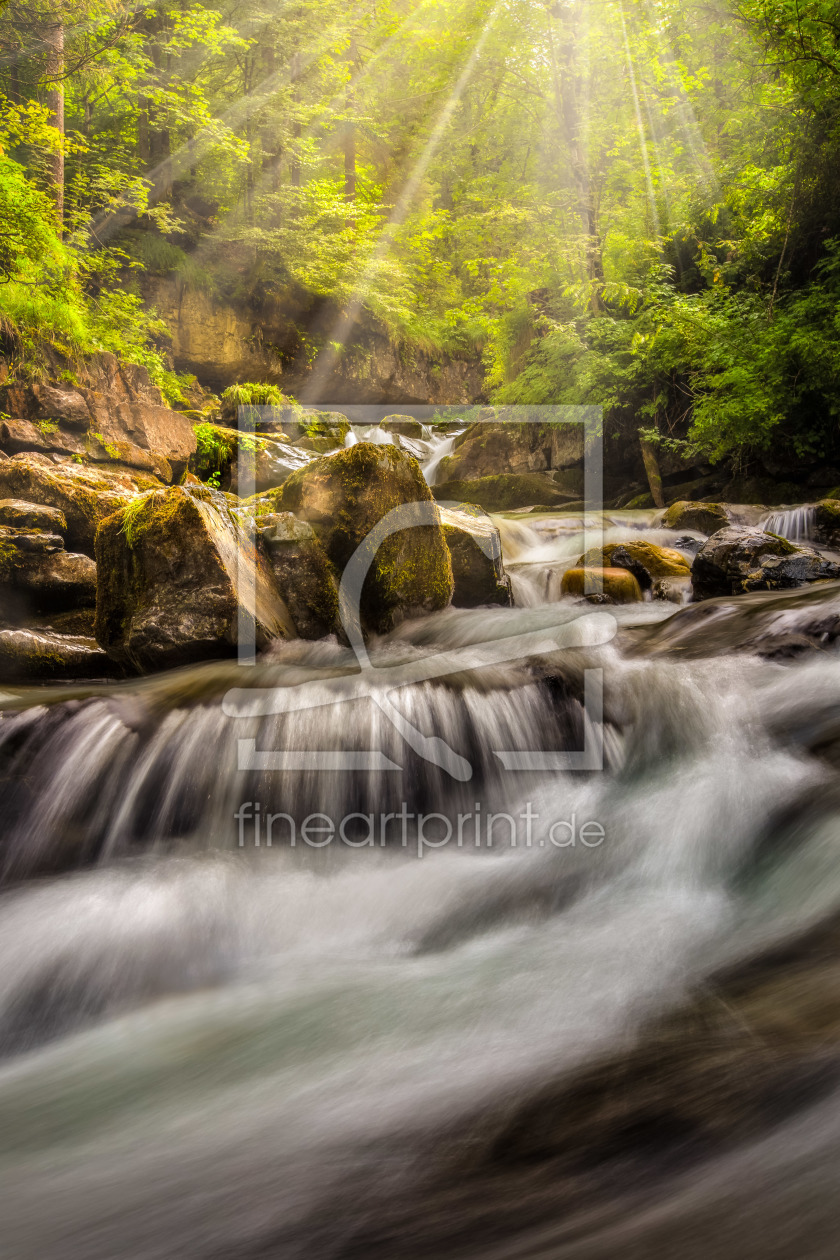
top-left (220, 383), bottom-right (288, 410)
top-left (1, 0), bottom-right (840, 473)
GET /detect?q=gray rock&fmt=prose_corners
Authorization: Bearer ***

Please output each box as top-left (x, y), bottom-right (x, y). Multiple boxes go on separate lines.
top-left (692, 527), bottom-right (840, 600)
top-left (662, 501), bottom-right (730, 536)
top-left (280, 443), bottom-right (453, 635)
top-left (0, 629), bottom-right (116, 681)
top-left (439, 505), bottom-right (512, 607)
top-left (380, 415), bottom-right (425, 440)
top-left (259, 512), bottom-right (342, 640)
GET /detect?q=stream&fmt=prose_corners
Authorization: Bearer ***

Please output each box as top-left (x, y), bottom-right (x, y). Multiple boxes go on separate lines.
top-left (1, 473), bottom-right (840, 1256)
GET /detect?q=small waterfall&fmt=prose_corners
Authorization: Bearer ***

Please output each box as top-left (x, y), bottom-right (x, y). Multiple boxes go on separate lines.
top-left (424, 435), bottom-right (456, 486)
top-left (761, 504), bottom-right (817, 541)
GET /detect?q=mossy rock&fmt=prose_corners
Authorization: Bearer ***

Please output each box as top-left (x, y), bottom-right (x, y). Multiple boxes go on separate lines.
top-left (561, 567), bottom-right (643, 604)
top-left (624, 492), bottom-right (655, 510)
top-left (380, 415), bottom-right (425, 440)
top-left (0, 498), bottom-right (67, 535)
top-left (0, 628), bottom-right (116, 681)
top-left (433, 473), bottom-right (574, 513)
top-left (691, 527), bottom-right (840, 600)
top-left (439, 505), bottom-right (512, 607)
top-left (280, 442), bottom-right (453, 634)
top-left (578, 541), bottom-right (690, 590)
top-left (0, 527), bottom-right (96, 616)
top-left (662, 501), bottom-right (730, 536)
top-left (0, 456), bottom-right (158, 555)
top-left (259, 512), bottom-right (342, 640)
top-left (815, 499), bottom-right (840, 541)
top-left (95, 484), bottom-right (295, 671)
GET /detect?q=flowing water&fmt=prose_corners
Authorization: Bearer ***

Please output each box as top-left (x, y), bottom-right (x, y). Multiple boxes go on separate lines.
top-left (761, 504), bottom-right (818, 542)
top-left (2, 506), bottom-right (840, 1257)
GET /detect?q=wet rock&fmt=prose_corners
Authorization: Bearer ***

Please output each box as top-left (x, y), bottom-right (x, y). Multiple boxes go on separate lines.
top-left (578, 541), bottom-right (690, 591)
top-left (651, 575), bottom-right (692, 605)
top-left (433, 473), bottom-right (575, 512)
top-left (380, 415), bottom-right (425, 440)
top-left (691, 527), bottom-right (840, 600)
top-left (194, 424), bottom-right (312, 494)
top-left (0, 530), bottom-right (97, 613)
top-left (280, 410), bottom-right (350, 451)
top-left (259, 512), bottom-right (342, 640)
top-left (0, 629), bottom-right (116, 681)
top-left (623, 581), bottom-right (840, 661)
top-left (561, 566), bottom-right (643, 603)
top-left (96, 484), bottom-right (295, 671)
top-left (441, 419), bottom-right (583, 481)
top-left (662, 500), bottom-right (731, 536)
top-left (439, 505), bottom-right (512, 607)
top-left (815, 499), bottom-right (840, 544)
top-left (0, 456), bottom-right (158, 555)
top-left (0, 498), bottom-right (67, 534)
top-left (280, 442), bottom-right (453, 634)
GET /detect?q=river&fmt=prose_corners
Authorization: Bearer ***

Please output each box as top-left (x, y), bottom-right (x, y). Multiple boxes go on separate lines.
top-left (1, 486), bottom-right (840, 1257)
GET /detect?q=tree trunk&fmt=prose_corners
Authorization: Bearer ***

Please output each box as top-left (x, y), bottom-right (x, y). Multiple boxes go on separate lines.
top-left (44, 16), bottom-right (65, 234)
top-left (640, 437), bottom-right (665, 509)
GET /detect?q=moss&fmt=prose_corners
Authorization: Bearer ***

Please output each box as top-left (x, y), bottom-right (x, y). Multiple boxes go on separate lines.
top-left (579, 541), bottom-right (691, 580)
top-left (279, 441), bottom-right (453, 634)
top-left (762, 532), bottom-right (799, 555)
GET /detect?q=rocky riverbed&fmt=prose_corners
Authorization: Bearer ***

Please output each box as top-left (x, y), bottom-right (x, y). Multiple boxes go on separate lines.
top-left (3, 362), bottom-right (840, 682)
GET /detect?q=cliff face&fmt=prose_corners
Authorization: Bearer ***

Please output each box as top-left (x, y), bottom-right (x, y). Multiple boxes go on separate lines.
top-left (153, 281), bottom-right (485, 405)
top-left (0, 352), bottom-right (196, 484)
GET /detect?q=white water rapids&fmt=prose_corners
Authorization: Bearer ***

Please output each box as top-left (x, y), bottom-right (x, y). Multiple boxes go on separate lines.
top-left (2, 508), bottom-right (840, 1257)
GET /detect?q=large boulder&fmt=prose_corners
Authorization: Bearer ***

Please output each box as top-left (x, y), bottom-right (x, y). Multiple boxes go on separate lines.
top-left (440, 420), bottom-right (583, 481)
top-left (0, 526), bottom-right (96, 618)
top-left (0, 628), bottom-right (115, 681)
top-left (438, 505), bottom-right (512, 607)
top-left (577, 541), bottom-right (691, 590)
top-left (691, 527), bottom-right (840, 600)
top-left (258, 512), bottom-right (342, 640)
top-left (261, 409), bottom-right (351, 452)
top-left (224, 431), bottom-right (314, 494)
top-left (0, 356), bottom-right (197, 482)
top-left (279, 443), bottom-right (453, 634)
top-left (662, 501), bottom-right (731, 536)
top-left (433, 472), bottom-right (575, 513)
top-left (0, 456), bottom-right (158, 554)
top-left (95, 484), bottom-right (295, 671)
top-left (380, 415), bottom-right (425, 440)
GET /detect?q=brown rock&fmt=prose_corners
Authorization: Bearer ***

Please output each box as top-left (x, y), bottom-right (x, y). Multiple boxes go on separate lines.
top-left (561, 567), bottom-right (643, 603)
top-left (95, 484), bottom-right (295, 671)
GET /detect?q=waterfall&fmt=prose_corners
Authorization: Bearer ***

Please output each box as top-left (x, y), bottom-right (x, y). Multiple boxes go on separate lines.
top-left (761, 504), bottom-right (817, 541)
top-left (2, 519), bottom-right (840, 1259)
top-left (423, 434), bottom-right (456, 486)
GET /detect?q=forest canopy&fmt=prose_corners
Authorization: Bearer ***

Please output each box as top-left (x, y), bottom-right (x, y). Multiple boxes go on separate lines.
top-left (2, 0), bottom-right (840, 466)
